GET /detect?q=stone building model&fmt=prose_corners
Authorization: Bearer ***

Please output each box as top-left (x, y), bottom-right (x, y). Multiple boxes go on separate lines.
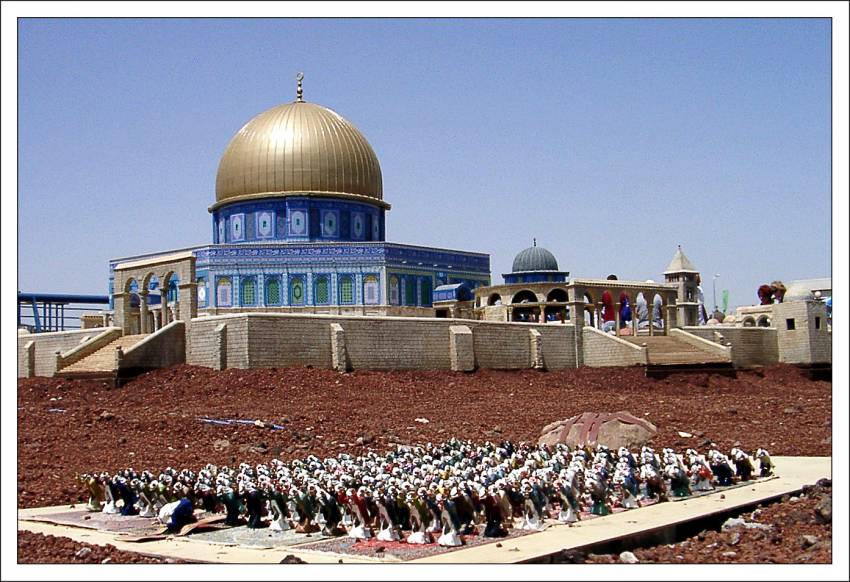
top-left (108, 82), bottom-right (491, 335)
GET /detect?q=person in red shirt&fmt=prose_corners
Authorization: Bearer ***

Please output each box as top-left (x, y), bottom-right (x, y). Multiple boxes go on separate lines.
top-left (601, 275), bottom-right (618, 333)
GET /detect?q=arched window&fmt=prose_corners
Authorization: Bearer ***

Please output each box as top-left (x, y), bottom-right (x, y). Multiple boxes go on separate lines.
top-left (339, 275), bottom-right (355, 305)
top-left (196, 277), bottom-right (208, 307)
top-left (389, 276), bottom-right (400, 305)
top-left (216, 277), bottom-right (232, 307)
top-left (512, 290), bottom-right (538, 304)
top-left (405, 277), bottom-right (416, 306)
top-left (420, 277), bottom-right (432, 307)
top-left (315, 275), bottom-right (330, 305)
top-left (166, 274), bottom-right (179, 304)
top-left (488, 293), bottom-right (502, 306)
top-left (363, 275), bottom-right (379, 305)
top-left (241, 277), bottom-right (257, 306)
top-left (265, 277), bottom-right (281, 306)
top-left (290, 276), bottom-right (305, 306)
top-left (546, 288), bottom-right (568, 302)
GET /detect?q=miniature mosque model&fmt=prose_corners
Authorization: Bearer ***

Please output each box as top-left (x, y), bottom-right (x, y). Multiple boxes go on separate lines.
top-left (105, 74), bottom-right (704, 335)
top-left (17, 74), bottom-right (829, 380)
top-left (102, 74), bottom-right (803, 341)
top-left (108, 75), bottom-right (492, 334)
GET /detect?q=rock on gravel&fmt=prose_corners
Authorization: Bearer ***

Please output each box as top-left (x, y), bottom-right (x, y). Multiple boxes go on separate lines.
top-left (619, 551), bottom-right (639, 564)
top-left (539, 411), bottom-right (657, 449)
top-left (814, 497), bottom-right (832, 524)
top-left (74, 547), bottom-right (91, 559)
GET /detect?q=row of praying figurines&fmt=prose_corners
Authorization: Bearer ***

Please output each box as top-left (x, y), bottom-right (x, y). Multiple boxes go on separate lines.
top-left (76, 440), bottom-right (774, 547)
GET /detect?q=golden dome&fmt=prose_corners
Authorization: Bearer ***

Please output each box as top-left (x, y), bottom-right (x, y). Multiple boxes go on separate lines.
top-left (212, 100), bottom-right (385, 210)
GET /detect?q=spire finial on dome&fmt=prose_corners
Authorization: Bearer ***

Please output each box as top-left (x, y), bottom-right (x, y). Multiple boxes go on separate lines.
top-left (533, 237), bottom-right (537, 247)
top-left (295, 72), bottom-right (304, 102)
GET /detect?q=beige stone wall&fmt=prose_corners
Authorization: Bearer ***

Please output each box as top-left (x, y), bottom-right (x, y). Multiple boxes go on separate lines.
top-left (187, 315), bottom-right (249, 369)
top-left (684, 326), bottom-right (779, 368)
top-left (17, 329), bottom-right (110, 378)
top-left (581, 327), bottom-right (647, 368)
top-left (187, 313), bottom-right (577, 372)
top-left (773, 301), bottom-right (831, 364)
top-left (120, 321), bottom-right (186, 372)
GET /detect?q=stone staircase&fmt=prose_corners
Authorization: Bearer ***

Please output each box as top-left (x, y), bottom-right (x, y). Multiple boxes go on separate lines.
top-left (620, 335), bottom-right (728, 365)
top-left (57, 334), bottom-right (148, 379)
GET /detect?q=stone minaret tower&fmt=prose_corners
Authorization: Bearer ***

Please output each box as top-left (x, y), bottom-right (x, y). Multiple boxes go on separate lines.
top-left (664, 245), bottom-right (700, 327)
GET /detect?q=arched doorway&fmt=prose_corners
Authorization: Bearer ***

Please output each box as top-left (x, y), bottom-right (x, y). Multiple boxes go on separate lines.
top-left (545, 288), bottom-right (568, 322)
top-left (511, 289), bottom-right (539, 322)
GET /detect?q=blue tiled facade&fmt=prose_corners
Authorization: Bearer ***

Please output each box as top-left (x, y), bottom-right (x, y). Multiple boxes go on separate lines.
top-left (211, 197), bottom-right (386, 244)
top-left (187, 242), bottom-right (490, 309)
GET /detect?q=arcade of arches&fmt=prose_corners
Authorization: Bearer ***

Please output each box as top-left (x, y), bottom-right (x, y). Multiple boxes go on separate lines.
top-left (474, 278), bottom-right (679, 336)
top-left (112, 253), bottom-right (197, 335)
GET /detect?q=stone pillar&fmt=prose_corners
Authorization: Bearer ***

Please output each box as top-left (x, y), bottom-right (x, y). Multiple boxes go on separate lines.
top-left (24, 341), bottom-right (35, 378)
top-left (114, 346), bottom-right (124, 371)
top-left (139, 291), bottom-right (150, 334)
top-left (330, 323), bottom-right (347, 372)
top-left (568, 300), bottom-right (584, 368)
top-left (665, 304), bottom-right (676, 335)
top-left (214, 323), bottom-right (227, 371)
top-left (614, 302), bottom-right (621, 336)
top-left (449, 325), bottom-right (475, 371)
top-left (178, 282), bottom-right (197, 323)
top-left (113, 292), bottom-right (132, 335)
top-left (530, 328), bottom-right (544, 370)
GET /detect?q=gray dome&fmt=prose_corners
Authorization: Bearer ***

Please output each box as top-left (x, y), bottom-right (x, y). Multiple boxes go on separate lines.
top-left (512, 245), bottom-right (559, 272)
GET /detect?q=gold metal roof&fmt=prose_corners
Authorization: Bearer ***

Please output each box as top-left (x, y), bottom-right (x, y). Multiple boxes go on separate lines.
top-left (213, 100), bottom-right (384, 210)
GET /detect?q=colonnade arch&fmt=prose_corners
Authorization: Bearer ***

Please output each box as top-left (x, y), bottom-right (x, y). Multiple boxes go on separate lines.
top-left (112, 255), bottom-right (196, 335)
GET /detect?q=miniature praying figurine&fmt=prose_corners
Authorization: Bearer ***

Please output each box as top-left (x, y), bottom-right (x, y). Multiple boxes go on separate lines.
top-left (639, 464), bottom-right (669, 503)
top-left (100, 473), bottom-right (120, 514)
top-left (435, 494), bottom-right (464, 547)
top-left (754, 448), bottom-right (774, 478)
top-left (665, 463), bottom-right (692, 498)
top-left (244, 483), bottom-right (266, 529)
top-left (585, 472), bottom-right (611, 516)
top-left (708, 450), bottom-right (735, 487)
top-left (76, 473), bottom-right (104, 512)
top-left (730, 448), bottom-right (755, 482)
top-left (218, 484), bottom-right (243, 526)
top-left (685, 450), bottom-right (715, 492)
top-left (520, 482), bottom-right (546, 529)
top-left (612, 465), bottom-right (640, 509)
top-left (268, 480), bottom-right (292, 532)
top-left (554, 475), bottom-right (581, 523)
top-left (405, 491), bottom-right (433, 544)
top-left (317, 485), bottom-right (346, 537)
top-left (158, 496), bottom-right (196, 532)
top-left (480, 486), bottom-right (509, 537)
top-left (347, 487), bottom-right (373, 540)
top-left (375, 488), bottom-right (402, 542)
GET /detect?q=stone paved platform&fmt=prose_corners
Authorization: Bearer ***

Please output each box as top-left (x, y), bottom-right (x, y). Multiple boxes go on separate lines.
top-left (17, 456), bottom-right (829, 564)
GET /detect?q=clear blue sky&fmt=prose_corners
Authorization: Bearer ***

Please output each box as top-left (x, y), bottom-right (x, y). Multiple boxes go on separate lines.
top-left (17, 18), bottom-right (832, 309)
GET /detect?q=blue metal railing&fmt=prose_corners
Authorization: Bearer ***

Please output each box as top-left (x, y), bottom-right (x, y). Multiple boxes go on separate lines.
top-left (17, 292), bottom-right (110, 333)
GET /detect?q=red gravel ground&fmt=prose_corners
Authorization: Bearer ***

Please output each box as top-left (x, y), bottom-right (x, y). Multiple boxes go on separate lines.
top-left (583, 480), bottom-right (832, 564)
top-left (17, 530), bottom-right (185, 564)
top-left (17, 363), bottom-right (832, 564)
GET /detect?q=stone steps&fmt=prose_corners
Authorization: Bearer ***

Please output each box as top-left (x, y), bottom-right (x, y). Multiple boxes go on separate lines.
top-left (59, 334), bottom-right (148, 374)
top-left (621, 335), bottom-right (729, 365)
